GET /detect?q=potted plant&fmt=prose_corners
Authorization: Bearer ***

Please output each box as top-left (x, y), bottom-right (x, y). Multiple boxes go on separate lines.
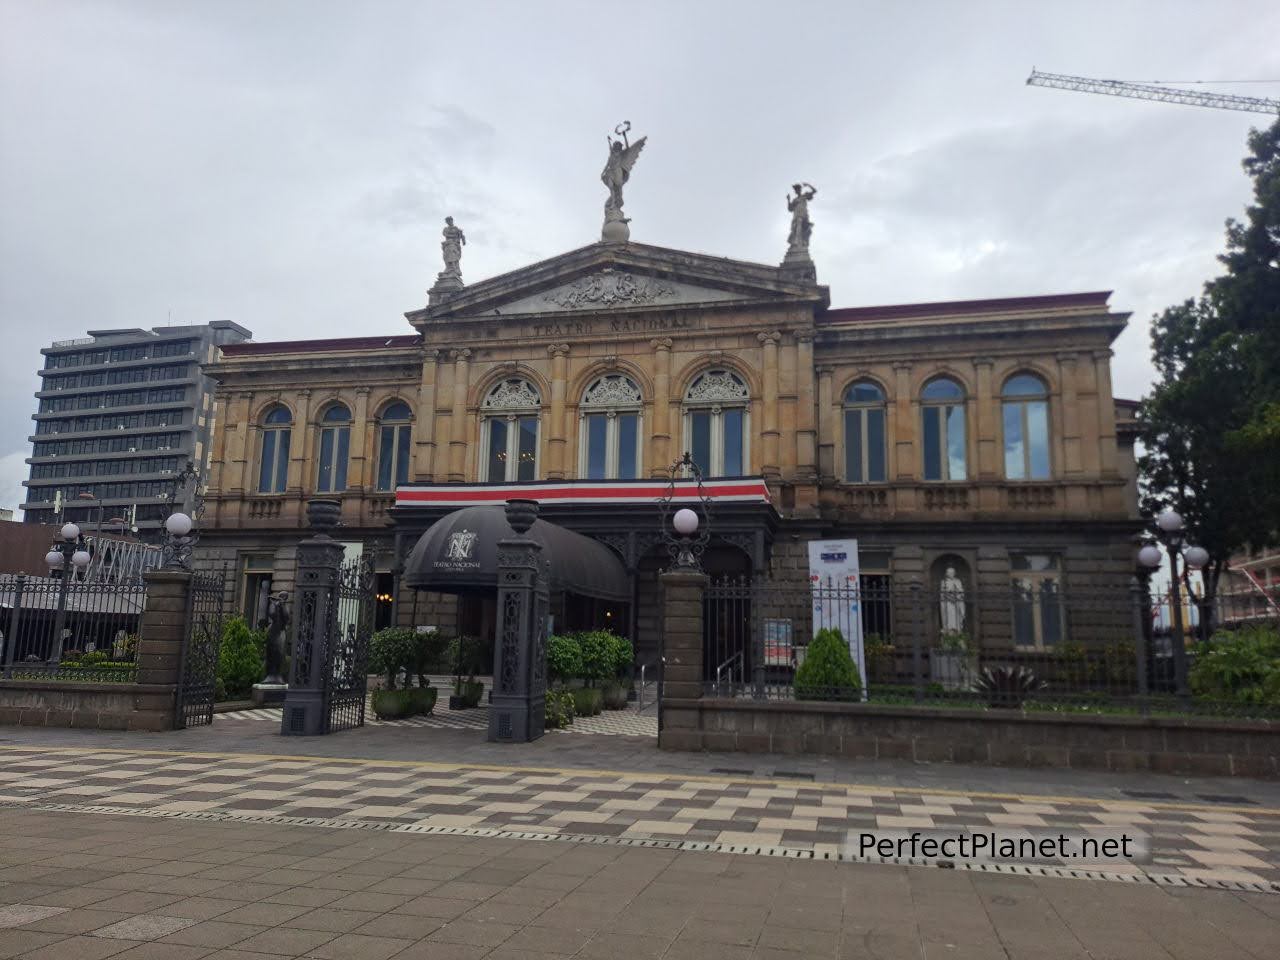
top-left (370, 627), bottom-right (417, 718)
top-left (408, 685), bottom-right (438, 715)
top-left (931, 630), bottom-right (972, 690)
top-left (449, 635), bottom-right (484, 709)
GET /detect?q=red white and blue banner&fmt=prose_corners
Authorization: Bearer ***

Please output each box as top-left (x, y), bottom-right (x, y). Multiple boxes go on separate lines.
top-left (395, 477), bottom-right (772, 509)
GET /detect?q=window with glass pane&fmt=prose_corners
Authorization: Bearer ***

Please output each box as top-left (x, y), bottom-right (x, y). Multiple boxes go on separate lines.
top-left (843, 382), bottom-right (887, 483)
top-left (1010, 553), bottom-right (1063, 648)
top-left (480, 379), bottom-right (540, 482)
top-left (375, 402), bottom-right (412, 491)
top-left (316, 405), bottom-right (351, 493)
top-left (683, 370), bottom-right (750, 477)
top-left (257, 406), bottom-right (291, 493)
top-left (517, 416), bottom-right (537, 481)
top-left (579, 375), bottom-right (642, 480)
top-left (486, 418), bottom-right (509, 482)
top-left (921, 378), bottom-right (966, 481)
top-left (1002, 374), bottom-right (1051, 480)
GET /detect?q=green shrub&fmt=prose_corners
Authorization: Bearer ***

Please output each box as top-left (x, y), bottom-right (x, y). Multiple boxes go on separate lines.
top-left (544, 689), bottom-right (576, 729)
top-left (410, 628), bottom-right (451, 686)
top-left (608, 633), bottom-right (634, 679)
top-left (547, 634), bottom-right (582, 685)
top-left (575, 630), bottom-right (621, 686)
top-left (572, 686), bottom-right (603, 716)
top-left (602, 682), bottom-right (629, 710)
top-left (451, 635), bottom-right (483, 681)
top-left (1189, 626), bottom-right (1280, 707)
top-left (370, 628), bottom-right (417, 689)
top-left (408, 686), bottom-right (438, 715)
top-left (217, 616), bottom-right (265, 701)
top-left (794, 628), bottom-right (861, 701)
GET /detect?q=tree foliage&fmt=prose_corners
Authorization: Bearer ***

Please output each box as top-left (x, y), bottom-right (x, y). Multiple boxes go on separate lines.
top-left (1139, 117), bottom-right (1280, 600)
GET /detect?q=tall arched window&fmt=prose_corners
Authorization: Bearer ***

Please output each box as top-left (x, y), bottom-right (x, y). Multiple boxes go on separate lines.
top-left (481, 378), bottom-right (540, 482)
top-left (315, 403), bottom-right (351, 493)
top-left (1002, 373), bottom-right (1051, 480)
top-left (376, 401), bottom-right (413, 491)
top-left (921, 377), bottom-right (967, 481)
top-left (258, 405), bottom-right (292, 494)
top-left (683, 369), bottom-right (749, 477)
top-left (580, 375), bottom-right (642, 480)
top-left (843, 381), bottom-right (887, 483)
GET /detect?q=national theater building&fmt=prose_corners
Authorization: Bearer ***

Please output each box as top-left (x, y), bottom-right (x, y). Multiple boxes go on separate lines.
top-left (200, 145), bottom-right (1141, 665)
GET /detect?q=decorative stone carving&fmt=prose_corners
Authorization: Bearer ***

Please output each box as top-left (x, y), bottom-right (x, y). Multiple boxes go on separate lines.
top-left (542, 270), bottom-right (676, 309)
top-left (686, 369), bottom-right (750, 403)
top-left (650, 337), bottom-right (673, 352)
top-left (482, 378), bottom-right (541, 410)
top-left (547, 343), bottom-right (571, 359)
top-left (601, 121), bottom-right (647, 242)
top-left (449, 348), bottom-right (472, 363)
top-left (582, 374), bottom-right (642, 408)
top-left (440, 217), bottom-right (465, 279)
top-left (757, 331), bottom-right (782, 347)
top-left (785, 183), bottom-right (816, 256)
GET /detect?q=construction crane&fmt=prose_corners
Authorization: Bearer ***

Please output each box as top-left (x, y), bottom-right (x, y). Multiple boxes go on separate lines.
top-left (1027, 70), bottom-right (1280, 115)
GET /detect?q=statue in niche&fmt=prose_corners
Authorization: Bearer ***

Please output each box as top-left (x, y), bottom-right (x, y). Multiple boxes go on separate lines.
top-left (938, 566), bottom-right (966, 636)
top-left (786, 182), bottom-right (817, 257)
top-left (440, 216), bottom-right (466, 279)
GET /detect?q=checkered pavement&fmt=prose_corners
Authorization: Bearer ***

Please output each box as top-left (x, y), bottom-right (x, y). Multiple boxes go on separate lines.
top-left (0, 745), bottom-right (1275, 891)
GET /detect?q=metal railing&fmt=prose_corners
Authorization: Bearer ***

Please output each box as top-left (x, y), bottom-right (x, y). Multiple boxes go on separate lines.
top-left (701, 577), bottom-right (1280, 719)
top-left (1, 573), bottom-right (146, 682)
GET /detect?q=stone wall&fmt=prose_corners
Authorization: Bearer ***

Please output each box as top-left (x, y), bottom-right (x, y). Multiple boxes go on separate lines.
top-left (659, 698), bottom-right (1280, 780)
top-left (0, 681), bottom-right (176, 730)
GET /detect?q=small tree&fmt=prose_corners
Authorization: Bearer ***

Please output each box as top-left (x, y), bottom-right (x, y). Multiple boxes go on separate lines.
top-left (794, 628), bottom-right (861, 702)
top-left (217, 616), bottom-right (265, 701)
top-left (369, 628), bottom-right (416, 690)
top-left (546, 634), bottom-right (582, 687)
top-left (574, 630), bottom-right (617, 687)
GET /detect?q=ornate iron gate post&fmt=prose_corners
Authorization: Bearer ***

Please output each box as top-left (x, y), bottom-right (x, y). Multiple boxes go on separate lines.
top-left (488, 499), bottom-right (548, 742)
top-left (281, 499), bottom-right (344, 736)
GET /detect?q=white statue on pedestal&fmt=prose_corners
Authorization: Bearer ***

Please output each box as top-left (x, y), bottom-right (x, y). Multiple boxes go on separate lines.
top-left (939, 566), bottom-right (966, 636)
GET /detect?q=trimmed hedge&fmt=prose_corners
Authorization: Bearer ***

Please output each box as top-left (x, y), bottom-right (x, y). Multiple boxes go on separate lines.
top-left (794, 628), bottom-right (862, 702)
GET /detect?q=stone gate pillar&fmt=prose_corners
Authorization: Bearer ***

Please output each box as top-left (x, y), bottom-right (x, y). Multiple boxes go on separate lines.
top-left (281, 499), bottom-right (344, 736)
top-left (657, 567), bottom-right (706, 750)
top-left (488, 499), bottom-right (548, 742)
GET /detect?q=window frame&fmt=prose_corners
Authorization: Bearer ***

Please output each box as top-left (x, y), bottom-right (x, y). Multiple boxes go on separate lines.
top-left (375, 401), bottom-right (414, 492)
top-left (578, 374), bottom-right (643, 480)
top-left (920, 377), bottom-right (968, 482)
top-left (1001, 374), bottom-right (1052, 481)
top-left (842, 381), bottom-right (888, 484)
top-left (315, 404), bottom-right (352, 494)
top-left (1010, 553), bottom-right (1065, 650)
top-left (480, 379), bottom-right (541, 483)
top-left (257, 406), bottom-right (292, 495)
top-left (681, 369), bottom-right (750, 478)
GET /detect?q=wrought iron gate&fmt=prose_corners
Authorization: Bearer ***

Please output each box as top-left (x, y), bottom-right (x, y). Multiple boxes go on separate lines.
top-left (176, 568), bottom-right (227, 728)
top-left (323, 556), bottom-right (374, 733)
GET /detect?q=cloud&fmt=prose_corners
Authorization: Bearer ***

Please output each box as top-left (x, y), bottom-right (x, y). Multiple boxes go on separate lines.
top-left (0, 450), bottom-right (28, 518)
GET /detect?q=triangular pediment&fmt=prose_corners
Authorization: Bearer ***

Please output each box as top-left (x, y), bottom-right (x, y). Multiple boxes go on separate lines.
top-left (408, 241), bottom-right (828, 326)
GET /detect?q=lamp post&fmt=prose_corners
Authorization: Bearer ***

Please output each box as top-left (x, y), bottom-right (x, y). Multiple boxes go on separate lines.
top-left (160, 511), bottom-right (197, 570)
top-left (1137, 509), bottom-right (1209, 701)
top-left (657, 452), bottom-right (712, 572)
top-left (46, 522), bottom-right (92, 664)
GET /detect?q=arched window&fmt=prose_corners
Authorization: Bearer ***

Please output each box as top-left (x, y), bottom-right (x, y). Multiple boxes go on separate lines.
top-left (1002, 373), bottom-right (1051, 480)
top-left (921, 377), bottom-right (967, 481)
top-left (481, 378), bottom-right (540, 482)
top-left (315, 403), bottom-right (351, 493)
top-left (579, 375), bottom-right (642, 480)
top-left (376, 401), bottom-right (413, 491)
top-left (683, 369), bottom-right (749, 477)
top-left (843, 381), bottom-right (887, 483)
top-left (257, 405), bottom-right (292, 494)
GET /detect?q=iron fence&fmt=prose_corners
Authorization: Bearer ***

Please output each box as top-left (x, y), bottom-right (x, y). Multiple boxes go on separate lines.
top-left (702, 577), bottom-right (1280, 719)
top-left (1, 573), bottom-right (145, 682)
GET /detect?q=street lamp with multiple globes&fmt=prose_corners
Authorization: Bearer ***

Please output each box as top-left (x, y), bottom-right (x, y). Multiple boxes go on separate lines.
top-left (1137, 508), bottom-right (1209, 699)
top-left (46, 522), bottom-right (92, 663)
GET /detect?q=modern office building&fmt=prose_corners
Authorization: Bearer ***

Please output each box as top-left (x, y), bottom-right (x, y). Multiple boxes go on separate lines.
top-left (21, 322), bottom-right (252, 538)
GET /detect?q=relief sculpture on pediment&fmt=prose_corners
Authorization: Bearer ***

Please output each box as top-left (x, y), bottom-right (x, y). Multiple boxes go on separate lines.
top-left (542, 271), bottom-right (677, 310)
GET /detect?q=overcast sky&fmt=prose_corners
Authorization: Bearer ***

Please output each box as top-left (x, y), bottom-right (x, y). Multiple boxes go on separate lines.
top-left (2, 0), bottom-right (1277, 516)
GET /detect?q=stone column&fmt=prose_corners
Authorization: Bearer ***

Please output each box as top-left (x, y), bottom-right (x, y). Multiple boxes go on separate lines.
top-left (488, 500), bottom-right (548, 742)
top-left (1094, 349), bottom-right (1118, 477)
top-left (892, 362), bottom-right (915, 481)
top-left (287, 388), bottom-right (313, 495)
top-left (413, 348), bottom-right (440, 481)
top-left (973, 357), bottom-right (996, 479)
top-left (795, 331), bottom-right (817, 483)
top-left (657, 568), bottom-right (706, 751)
top-left (136, 569), bottom-right (190, 730)
top-left (1057, 353), bottom-right (1081, 475)
top-left (447, 348), bottom-right (472, 482)
top-left (816, 364), bottom-right (835, 482)
top-left (650, 337), bottom-right (673, 475)
top-left (547, 344), bottom-right (570, 479)
top-left (759, 331), bottom-right (781, 480)
top-left (281, 499), bottom-right (345, 736)
top-left (350, 386), bottom-right (371, 492)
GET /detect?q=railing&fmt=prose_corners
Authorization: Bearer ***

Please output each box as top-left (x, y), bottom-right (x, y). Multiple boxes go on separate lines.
top-left (701, 577), bottom-right (1280, 719)
top-left (1, 574), bottom-right (146, 682)
top-left (636, 659), bottom-right (659, 713)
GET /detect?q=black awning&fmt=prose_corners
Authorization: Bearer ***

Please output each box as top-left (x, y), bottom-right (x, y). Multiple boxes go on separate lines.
top-left (401, 505), bottom-right (630, 602)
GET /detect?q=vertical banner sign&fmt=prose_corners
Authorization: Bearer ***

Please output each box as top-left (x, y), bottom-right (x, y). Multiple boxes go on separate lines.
top-left (807, 539), bottom-right (866, 699)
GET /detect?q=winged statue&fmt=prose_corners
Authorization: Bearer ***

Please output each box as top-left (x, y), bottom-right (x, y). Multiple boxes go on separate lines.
top-left (601, 121), bottom-right (647, 221)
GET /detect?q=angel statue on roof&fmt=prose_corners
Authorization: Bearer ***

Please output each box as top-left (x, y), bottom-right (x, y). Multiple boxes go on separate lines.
top-left (601, 121), bottom-right (647, 241)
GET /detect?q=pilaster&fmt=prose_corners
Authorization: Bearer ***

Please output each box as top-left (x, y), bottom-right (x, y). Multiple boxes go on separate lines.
top-left (1057, 352), bottom-right (1081, 476)
top-left (759, 331), bottom-right (781, 480)
top-left (649, 338), bottom-right (673, 475)
top-left (448, 348), bottom-right (472, 482)
top-left (816, 364), bottom-right (835, 483)
top-left (350, 386), bottom-right (371, 493)
top-left (973, 357), bottom-right (997, 479)
top-left (892, 362), bottom-right (915, 482)
top-left (547, 344), bottom-right (570, 479)
top-left (413, 348), bottom-right (439, 481)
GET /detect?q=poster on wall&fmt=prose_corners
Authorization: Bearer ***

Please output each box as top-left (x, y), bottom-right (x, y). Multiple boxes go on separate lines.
top-left (807, 539), bottom-right (867, 699)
